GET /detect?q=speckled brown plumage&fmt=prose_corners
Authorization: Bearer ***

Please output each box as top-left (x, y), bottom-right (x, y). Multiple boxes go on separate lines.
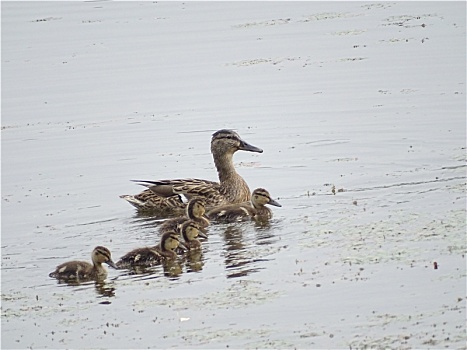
top-left (116, 231), bottom-right (184, 269)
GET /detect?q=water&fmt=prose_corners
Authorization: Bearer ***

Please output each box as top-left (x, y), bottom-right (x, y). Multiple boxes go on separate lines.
top-left (2, 2), bottom-right (466, 349)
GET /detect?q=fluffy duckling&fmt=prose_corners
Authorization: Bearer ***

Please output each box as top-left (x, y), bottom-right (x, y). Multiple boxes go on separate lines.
top-left (176, 219), bottom-right (208, 252)
top-left (116, 231), bottom-right (185, 269)
top-left (158, 198), bottom-right (210, 234)
top-left (207, 188), bottom-right (281, 222)
top-left (122, 129), bottom-right (263, 212)
top-left (49, 246), bottom-right (117, 281)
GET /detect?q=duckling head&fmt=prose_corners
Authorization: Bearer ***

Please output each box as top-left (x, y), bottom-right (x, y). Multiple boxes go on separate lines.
top-left (161, 231), bottom-right (187, 251)
top-left (92, 246), bottom-right (118, 269)
top-left (178, 219), bottom-right (208, 241)
top-left (211, 129), bottom-right (263, 156)
top-left (186, 198), bottom-right (206, 219)
top-left (251, 188), bottom-right (282, 208)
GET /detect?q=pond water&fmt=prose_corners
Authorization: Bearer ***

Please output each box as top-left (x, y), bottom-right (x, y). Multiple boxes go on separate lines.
top-left (2, 2), bottom-right (466, 349)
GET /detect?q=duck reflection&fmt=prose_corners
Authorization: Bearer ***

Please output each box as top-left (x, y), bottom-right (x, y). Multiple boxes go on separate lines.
top-left (254, 222), bottom-right (279, 246)
top-left (116, 257), bottom-right (184, 280)
top-left (94, 280), bottom-right (116, 298)
top-left (162, 258), bottom-right (183, 279)
top-left (222, 225), bottom-right (263, 279)
top-left (54, 278), bottom-right (116, 298)
top-left (181, 249), bottom-right (205, 273)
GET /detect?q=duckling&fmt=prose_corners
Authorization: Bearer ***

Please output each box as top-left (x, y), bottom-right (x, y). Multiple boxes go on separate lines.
top-left (49, 246), bottom-right (117, 281)
top-left (121, 129), bottom-right (263, 212)
top-left (116, 231), bottom-right (185, 269)
top-left (207, 188), bottom-right (281, 222)
top-left (175, 219), bottom-right (208, 253)
top-left (158, 198), bottom-right (210, 234)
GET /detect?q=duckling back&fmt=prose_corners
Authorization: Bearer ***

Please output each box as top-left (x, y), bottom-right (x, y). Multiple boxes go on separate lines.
top-left (49, 260), bottom-right (95, 280)
top-left (116, 246), bottom-right (164, 269)
top-left (116, 231), bottom-right (182, 269)
top-left (206, 204), bottom-right (256, 222)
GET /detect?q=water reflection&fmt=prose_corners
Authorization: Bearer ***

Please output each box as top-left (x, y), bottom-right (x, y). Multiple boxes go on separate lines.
top-left (54, 278), bottom-right (116, 298)
top-left (222, 225), bottom-right (264, 279)
top-left (121, 213), bottom-right (281, 280)
top-left (162, 259), bottom-right (183, 279)
top-left (253, 217), bottom-right (273, 229)
top-left (254, 221), bottom-right (279, 246)
top-left (116, 257), bottom-right (186, 280)
top-left (94, 280), bottom-right (116, 298)
top-left (181, 250), bottom-right (204, 273)
top-left (129, 210), bottom-right (183, 228)
top-left (128, 212), bottom-right (165, 230)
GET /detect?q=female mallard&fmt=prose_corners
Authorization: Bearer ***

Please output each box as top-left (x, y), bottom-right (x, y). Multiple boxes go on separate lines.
top-left (49, 246), bottom-right (117, 281)
top-left (116, 231), bottom-right (185, 268)
top-left (120, 129), bottom-right (263, 212)
top-left (158, 198), bottom-right (210, 233)
top-left (207, 188), bottom-right (281, 222)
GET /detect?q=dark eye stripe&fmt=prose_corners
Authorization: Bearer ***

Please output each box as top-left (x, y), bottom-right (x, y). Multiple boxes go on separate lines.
top-left (254, 192), bottom-right (269, 198)
top-left (212, 130), bottom-right (239, 141)
top-left (215, 135), bottom-right (238, 141)
top-left (96, 247), bottom-right (111, 259)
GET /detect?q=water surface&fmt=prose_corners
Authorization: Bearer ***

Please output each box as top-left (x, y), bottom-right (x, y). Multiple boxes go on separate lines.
top-left (2, 2), bottom-right (466, 349)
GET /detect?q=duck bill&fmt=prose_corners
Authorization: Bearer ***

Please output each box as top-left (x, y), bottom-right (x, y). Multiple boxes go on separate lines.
top-left (178, 241), bottom-right (188, 251)
top-left (197, 230), bottom-right (208, 239)
top-left (239, 140), bottom-right (263, 153)
top-left (268, 198), bottom-right (282, 207)
top-left (106, 259), bottom-right (118, 269)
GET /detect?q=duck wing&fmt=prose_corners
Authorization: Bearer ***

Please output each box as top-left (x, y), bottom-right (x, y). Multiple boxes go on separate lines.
top-left (134, 178), bottom-right (224, 204)
top-left (119, 189), bottom-right (185, 212)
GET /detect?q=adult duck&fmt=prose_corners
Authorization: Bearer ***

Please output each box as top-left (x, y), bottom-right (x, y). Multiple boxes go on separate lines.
top-left (121, 129), bottom-right (263, 212)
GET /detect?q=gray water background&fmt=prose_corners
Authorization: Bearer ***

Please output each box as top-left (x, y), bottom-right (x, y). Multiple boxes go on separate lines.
top-left (2, 2), bottom-right (466, 349)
